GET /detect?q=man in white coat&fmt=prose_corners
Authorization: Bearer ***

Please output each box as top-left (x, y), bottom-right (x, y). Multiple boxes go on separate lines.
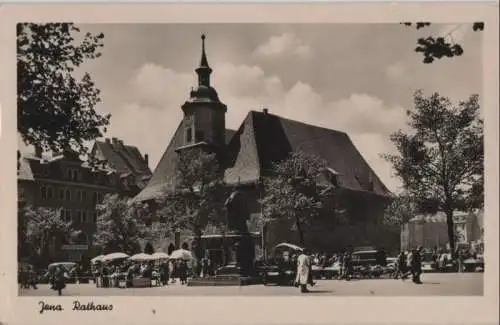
top-left (295, 249), bottom-right (312, 293)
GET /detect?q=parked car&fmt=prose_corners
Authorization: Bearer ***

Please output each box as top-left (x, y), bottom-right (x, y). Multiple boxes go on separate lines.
top-left (262, 264), bottom-right (295, 286)
top-left (323, 262), bottom-right (341, 279)
top-left (311, 264), bottom-right (324, 279)
top-left (462, 255), bottom-right (484, 272)
top-left (351, 249), bottom-right (387, 278)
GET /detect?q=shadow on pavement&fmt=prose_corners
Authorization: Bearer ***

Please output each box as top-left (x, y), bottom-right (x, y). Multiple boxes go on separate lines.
top-left (305, 290), bottom-right (334, 294)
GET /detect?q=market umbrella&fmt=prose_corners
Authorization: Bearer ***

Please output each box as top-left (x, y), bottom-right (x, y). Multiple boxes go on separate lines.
top-left (102, 252), bottom-right (129, 262)
top-left (275, 242), bottom-right (304, 252)
top-left (169, 248), bottom-right (193, 260)
top-left (152, 252), bottom-right (170, 260)
top-left (91, 254), bottom-right (105, 264)
top-left (129, 253), bottom-right (153, 261)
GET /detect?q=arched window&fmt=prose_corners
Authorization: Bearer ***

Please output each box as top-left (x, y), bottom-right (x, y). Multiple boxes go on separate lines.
top-left (65, 189), bottom-right (71, 201)
top-left (47, 186), bottom-right (53, 200)
top-left (40, 187), bottom-right (47, 200)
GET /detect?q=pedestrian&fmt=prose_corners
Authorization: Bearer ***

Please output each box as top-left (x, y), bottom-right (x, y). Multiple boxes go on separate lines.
top-left (395, 251), bottom-right (408, 280)
top-left (51, 266), bottom-right (66, 296)
top-left (410, 247), bottom-right (423, 284)
top-left (179, 260), bottom-right (188, 285)
top-left (295, 248), bottom-right (312, 293)
top-left (28, 266), bottom-right (38, 289)
top-left (160, 260), bottom-right (170, 285)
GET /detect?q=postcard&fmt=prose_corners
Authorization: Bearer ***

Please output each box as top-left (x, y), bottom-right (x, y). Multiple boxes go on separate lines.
top-left (0, 3), bottom-right (498, 325)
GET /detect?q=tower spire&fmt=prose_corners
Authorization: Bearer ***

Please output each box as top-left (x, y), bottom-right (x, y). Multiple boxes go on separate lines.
top-left (196, 34), bottom-right (212, 87)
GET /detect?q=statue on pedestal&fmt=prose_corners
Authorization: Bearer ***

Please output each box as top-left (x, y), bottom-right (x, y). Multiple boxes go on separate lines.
top-left (224, 185), bottom-right (255, 276)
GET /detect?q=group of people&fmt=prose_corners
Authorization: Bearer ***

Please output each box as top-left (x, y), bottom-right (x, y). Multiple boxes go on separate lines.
top-left (18, 265), bottom-right (38, 290)
top-left (92, 258), bottom-right (193, 287)
top-left (18, 264), bottom-right (68, 295)
top-left (394, 247), bottom-right (424, 284)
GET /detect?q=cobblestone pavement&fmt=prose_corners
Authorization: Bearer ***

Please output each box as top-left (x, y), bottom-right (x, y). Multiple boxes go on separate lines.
top-left (19, 272), bottom-right (483, 296)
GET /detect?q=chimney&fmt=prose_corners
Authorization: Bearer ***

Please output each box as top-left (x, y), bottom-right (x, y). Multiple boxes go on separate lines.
top-left (263, 108), bottom-right (269, 115)
top-left (118, 140), bottom-right (124, 146)
top-left (34, 145), bottom-right (43, 158)
top-left (105, 138), bottom-right (111, 144)
top-left (112, 137), bottom-right (118, 146)
top-left (144, 154), bottom-right (149, 166)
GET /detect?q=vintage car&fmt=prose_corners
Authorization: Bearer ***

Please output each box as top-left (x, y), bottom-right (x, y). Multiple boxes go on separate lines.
top-left (323, 261), bottom-right (341, 279)
top-left (462, 255), bottom-right (484, 272)
top-left (262, 264), bottom-right (295, 286)
top-left (351, 249), bottom-right (387, 278)
top-left (311, 264), bottom-right (325, 279)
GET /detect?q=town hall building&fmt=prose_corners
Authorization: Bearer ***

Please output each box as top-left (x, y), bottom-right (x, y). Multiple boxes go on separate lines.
top-left (134, 35), bottom-right (398, 262)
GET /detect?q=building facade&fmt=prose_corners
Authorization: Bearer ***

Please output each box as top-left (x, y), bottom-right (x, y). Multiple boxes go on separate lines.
top-left (134, 35), bottom-right (398, 260)
top-left (18, 138), bottom-right (151, 266)
top-left (400, 210), bottom-right (484, 252)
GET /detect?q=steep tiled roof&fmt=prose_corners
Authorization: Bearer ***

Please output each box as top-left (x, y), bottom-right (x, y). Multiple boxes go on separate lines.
top-left (225, 111), bottom-right (391, 196)
top-left (92, 140), bottom-right (152, 189)
top-left (18, 156), bottom-right (35, 181)
top-left (135, 111), bottom-right (391, 201)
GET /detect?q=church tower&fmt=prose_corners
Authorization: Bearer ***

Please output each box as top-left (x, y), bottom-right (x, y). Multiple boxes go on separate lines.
top-left (176, 34), bottom-right (227, 154)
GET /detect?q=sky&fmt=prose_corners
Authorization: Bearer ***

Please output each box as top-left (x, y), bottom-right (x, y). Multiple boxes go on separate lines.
top-left (18, 23), bottom-right (483, 193)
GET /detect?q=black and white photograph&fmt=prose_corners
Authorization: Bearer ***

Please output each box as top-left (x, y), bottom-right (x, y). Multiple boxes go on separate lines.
top-left (0, 4), bottom-right (498, 325)
top-left (14, 21), bottom-right (488, 297)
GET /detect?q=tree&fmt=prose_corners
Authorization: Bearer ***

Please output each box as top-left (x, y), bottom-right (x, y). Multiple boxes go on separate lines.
top-left (383, 90), bottom-right (483, 253)
top-left (383, 193), bottom-right (417, 226)
top-left (23, 206), bottom-right (74, 264)
top-left (144, 242), bottom-right (155, 255)
top-left (261, 151), bottom-right (345, 246)
top-left (157, 148), bottom-right (227, 268)
top-left (93, 194), bottom-right (149, 255)
top-left (17, 23), bottom-right (110, 159)
top-left (402, 22), bottom-right (484, 63)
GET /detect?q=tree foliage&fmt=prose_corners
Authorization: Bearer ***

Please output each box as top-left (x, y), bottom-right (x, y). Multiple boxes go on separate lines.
top-left (383, 91), bottom-right (483, 251)
top-left (93, 194), bottom-right (149, 255)
top-left (402, 22), bottom-right (484, 63)
top-left (23, 206), bottom-right (74, 261)
top-left (157, 148), bottom-right (227, 260)
top-left (383, 193), bottom-right (417, 226)
top-left (17, 23), bottom-right (110, 159)
top-left (261, 151), bottom-right (346, 246)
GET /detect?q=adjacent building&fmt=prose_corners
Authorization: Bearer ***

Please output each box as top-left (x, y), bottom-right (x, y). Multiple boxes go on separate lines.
top-left (17, 138), bottom-right (151, 265)
top-left (134, 35), bottom-right (397, 262)
top-left (400, 210), bottom-right (484, 252)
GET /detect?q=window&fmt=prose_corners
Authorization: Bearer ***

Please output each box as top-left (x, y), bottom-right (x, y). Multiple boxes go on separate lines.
top-left (75, 210), bottom-right (82, 223)
top-left (40, 187), bottom-right (47, 200)
top-left (67, 168), bottom-right (80, 182)
top-left (47, 186), bottom-right (53, 200)
top-left (195, 130), bottom-right (204, 142)
top-left (59, 189), bottom-right (65, 201)
top-left (62, 209), bottom-right (72, 223)
top-left (92, 211), bottom-right (97, 223)
top-left (76, 190), bottom-right (82, 202)
top-left (82, 191), bottom-right (87, 202)
top-left (65, 189), bottom-right (71, 201)
top-left (185, 127), bottom-right (193, 143)
top-left (93, 192), bottom-right (98, 204)
top-left (81, 211), bottom-right (87, 223)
